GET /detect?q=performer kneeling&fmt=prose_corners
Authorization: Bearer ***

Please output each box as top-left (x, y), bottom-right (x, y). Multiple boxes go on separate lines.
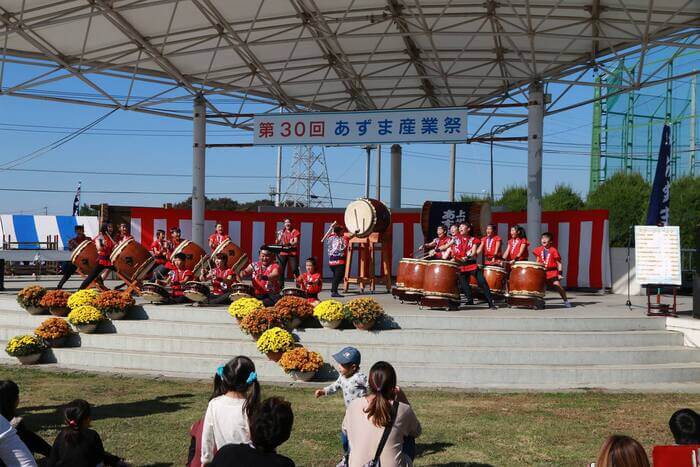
top-left (150, 229), bottom-right (172, 281)
top-left (297, 257), bottom-right (322, 305)
top-left (163, 252), bottom-right (193, 304)
top-left (533, 232), bottom-right (571, 308)
top-left (240, 245), bottom-right (281, 307)
top-left (79, 223), bottom-right (115, 290)
top-left (202, 252), bottom-right (236, 305)
top-left (451, 222), bottom-right (496, 309)
top-left (57, 224), bottom-right (87, 290)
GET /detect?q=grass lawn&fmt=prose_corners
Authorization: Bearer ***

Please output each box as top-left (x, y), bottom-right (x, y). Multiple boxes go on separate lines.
top-left (2, 365), bottom-right (699, 466)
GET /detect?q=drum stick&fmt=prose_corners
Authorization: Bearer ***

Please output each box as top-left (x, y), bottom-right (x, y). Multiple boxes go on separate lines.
top-left (320, 221), bottom-right (337, 244)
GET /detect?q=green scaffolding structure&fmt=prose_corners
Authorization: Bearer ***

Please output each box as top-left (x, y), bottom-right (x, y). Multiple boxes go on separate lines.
top-left (590, 50), bottom-right (698, 192)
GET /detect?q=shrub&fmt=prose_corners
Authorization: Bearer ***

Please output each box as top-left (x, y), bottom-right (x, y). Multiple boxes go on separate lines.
top-left (496, 185), bottom-right (527, 212)
top-left (95, 291), bottom-right (135, 314)
top-left (5, 335), bottom-right (46, 357)
top-left (67, 289), bottom-right (100, 309)
top-left (35, 318), bottom-right (71, 340)
top-left (256, 327), bottom-right (295, 354)
top-left (67, 306), bottom-right (107, 326)
top-left (239, 307), bottom-right (285, 336)
top-left (669, 176), bottom-right (700, 249)
top-left (39, 290), bottom-right (71, 309)
top-left (279, 347), bottom-right (324, 373)
top-left (275, 296), bottom-right (314, 321)
top-left (16, 286), bottom-right (46, 309)
top-left (228, 297), bottom-right (264, 320)
top-left (313, 300), bottom-right (346, 322)
top-left (542, 184), bottom-right (584, 211)
top-left (586, 172), bottom-right (651, 247)
top-left (346, 297), bottom-right (384, 324)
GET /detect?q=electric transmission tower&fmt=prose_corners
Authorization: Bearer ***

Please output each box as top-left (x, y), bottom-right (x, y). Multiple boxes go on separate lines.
top-left (281, 145), bottom-right (334, 207)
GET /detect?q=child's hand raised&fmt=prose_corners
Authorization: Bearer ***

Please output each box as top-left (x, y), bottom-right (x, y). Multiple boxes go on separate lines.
top-left (314, 389), bottom-right (325, 398)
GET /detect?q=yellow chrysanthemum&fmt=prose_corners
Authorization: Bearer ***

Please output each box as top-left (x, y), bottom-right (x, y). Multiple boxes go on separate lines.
top-left (67, 289), bottom-right (100, 309)
top-left (67, 305), bottom-right (106, 325)
top-left (228, 297), bottom-right (263, 319)
top-left (256, 327), bottom-right (295, 354)
top-left (313, 300), bottom-right (347, 322)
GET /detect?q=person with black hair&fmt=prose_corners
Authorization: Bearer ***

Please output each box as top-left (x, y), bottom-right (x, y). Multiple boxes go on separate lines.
top-left (47, 399), bottom-right (126, 467)
top-left (239, 246), bottom-right (281, 306)
top-left (0, 415), bottom-right (35, 467)
top-left (79, 222), bottom-right (115, 290)
top-left (323, 224), bottom-right (350, 298)
top-left (209, 397), bottom-right (295, 467)
top-left (56, 225), bottom-right (88, 290)
top-left (200, 356), bottom-right (261, 466)
top-left (669, 408), bottom-right (700, 445)
top-left (0, 381), bottom-right (51, 464)
top-left (163, 252), bottom-right (193, 303)
top-left (187, 372), bottom-right (227, 467)
top-left (296, 257), bottom-right (322, 305)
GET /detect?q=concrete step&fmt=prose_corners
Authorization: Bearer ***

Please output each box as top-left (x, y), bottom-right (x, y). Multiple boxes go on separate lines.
top-left (5, 347), bottom-right (700, 388)
top-left (0, 311), bottom-right (683, 348)
top-left (2, 325), bottom-right (697, 366)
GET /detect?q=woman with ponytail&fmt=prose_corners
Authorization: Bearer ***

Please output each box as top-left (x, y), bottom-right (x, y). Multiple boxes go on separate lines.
top-left (201, 356), bottom-right (260, 466)
top-left (47, 399), bottom-right (125, 467)
top-left (342, 362), bottom-right (421, 467)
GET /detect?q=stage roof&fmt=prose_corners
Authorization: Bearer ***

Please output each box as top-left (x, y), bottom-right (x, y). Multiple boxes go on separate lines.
top-left (0, 1), bottom-right (697, 132)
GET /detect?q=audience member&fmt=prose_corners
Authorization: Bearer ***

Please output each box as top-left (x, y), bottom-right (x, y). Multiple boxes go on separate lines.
top-left (47, 399), bottom-right (126, 467)
top-left (0, 381), bottom-right (50, 462)
top-left (594, 435), bottom-right (650, 467)
top-left (669, 409), bottom-right (700, 445)
top-left (187, 372), bottom-right (226, 467)
top-left (0, 415), bottom-right (35, 467)
top-left (342, 361), bottom-right (421, 467)
top-left (209, 397), bottom-right (295, 467)
top-left (201, 356), bottom-right (260, 465)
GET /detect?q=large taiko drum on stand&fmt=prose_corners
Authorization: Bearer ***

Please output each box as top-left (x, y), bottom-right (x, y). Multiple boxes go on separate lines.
top-left (344, 198), bottom-right (391, 238)
top-left (508, 261), bottom-right (546, 298)
top-left (483, 265), bottom-right (507, 295)
top-left (71, 240), bottom-right (98, 275)
top-left (171, 240), bottom-right (206, 274)
top-left (421, 260), bottom-right (460, 301)
top-left (421, 201), bottom-right (491, 238)
top-left (110, 238), bottom-right (155, 282)
top-left (211, 238), bottom-right (248, 273)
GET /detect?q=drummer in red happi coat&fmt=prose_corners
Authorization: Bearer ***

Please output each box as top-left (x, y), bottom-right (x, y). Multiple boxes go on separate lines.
top-left (78, 222), bottom-right (115, 290)
top-left (201, 252), bottom-right (236, 305)
top-left (478, 224), bottom-right (502, 266)
top-left (297, 257), bottom-right (322, 305)
top-left (164, 252), bottom-right (193, 304)
top-left (276, 218), bottom-right (300, 287)
top-left (239, 245), bottom-right (281, 306)
top-left (501, 225), bottom-right (529, 265)
top-left (150, 229), bottom-right (171, 280)
top-left (208, 222), bottom-right (230, 251)
top-left (420, 225), bottom-right (451, 260)
top-left (533, 232), bottom-right (571, 308)
top-left (451, 222), bottom-right (497, 310)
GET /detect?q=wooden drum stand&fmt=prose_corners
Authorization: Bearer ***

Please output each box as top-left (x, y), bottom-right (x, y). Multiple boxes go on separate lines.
top-left (343, 231), bottom-right (392, 293)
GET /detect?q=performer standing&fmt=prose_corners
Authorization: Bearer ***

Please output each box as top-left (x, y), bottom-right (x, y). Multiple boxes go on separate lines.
top-left (451, 222), bottom-right (496, 309)
top-left (150, 229), bottom-right (171, 280)
top-left (533, 232), bottom-right (571, 308)
top-left (297, 257), bottom-right (322, 305)
top-left (322, 223), bottom-right (349, 298)
top-left (170, 227), bottom-right (183, 251)
top-left (116, 223), bottom-right (132, 245)
top-left (56, 224), bottom-right (87, 289)
top-left (240, 245), bottom-right (281, 306)
top-left (201, 252), bottom-right (236, 305)
top-left (276, 218), bottom-right (300, 287)
top-left (208, 222), bottom-right (229, 251)
top-left (478, 224), bottom-right (502, 265)
top-left (79, 222), bottom-right (115, 290)
top-left (502, 225), bottom-right (529, 265)
top-left (419, 225), bottom-right (451, 259)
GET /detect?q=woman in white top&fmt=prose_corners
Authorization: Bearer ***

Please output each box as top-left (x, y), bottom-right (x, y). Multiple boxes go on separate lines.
top-left (201, 356), bottom-right (260, 466)
top-left (342, 361), bottom-right (421, 467)
top-left (0, 415), bottom-right (36, 467)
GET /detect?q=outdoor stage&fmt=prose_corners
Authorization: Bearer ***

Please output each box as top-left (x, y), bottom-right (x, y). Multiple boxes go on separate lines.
top-left (1, 276), bottom-right (698, 392)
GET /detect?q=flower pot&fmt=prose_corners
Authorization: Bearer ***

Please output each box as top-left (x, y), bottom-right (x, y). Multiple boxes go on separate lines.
top-left (16, 353), bottom-right (42, 365)
top-left (107, 310), bottom-right (127, 320)
top-left (74, 323), bottom-right (99, 334)
top-left (353, 320), bottom-right (376, 330)
top-left (49, 307), bottom-right (70, 317)
top-left (320, 319), bottom-right (342, 329)
top-left (289, 370), bottom-right (316, 382)
top-left (45, 336), bottom-right (68, 348)
top-left (266, 351), bottom-right (284, 362)
top-left (24, 305), bottom-right (47, 315)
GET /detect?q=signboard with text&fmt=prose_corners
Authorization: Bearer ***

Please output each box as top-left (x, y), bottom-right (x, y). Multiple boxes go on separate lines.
top-left (634, 225), bottom-right (682, 285)
top-left (253, 108), bottom-right (468, 145)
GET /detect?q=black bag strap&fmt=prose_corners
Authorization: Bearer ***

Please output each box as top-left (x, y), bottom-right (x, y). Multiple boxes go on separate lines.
top-left (372, 400), bottom-right (400, 463)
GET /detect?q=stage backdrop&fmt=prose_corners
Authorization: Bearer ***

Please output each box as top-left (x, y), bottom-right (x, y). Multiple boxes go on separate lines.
top-left (130, 207), bottom-right (611, 289)
top-left (0, 215), bottom-right (99, 250)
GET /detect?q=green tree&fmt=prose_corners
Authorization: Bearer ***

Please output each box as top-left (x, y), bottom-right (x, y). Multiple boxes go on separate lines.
top-left (173, 197), bottom-right (275, 211)
top-left (669, 176), bottom-right (700, 248)
top-left (586, 172), bottom-right (651, 247)
top-left (459, 193), bottom-right (488, 203)
top-left (542, 184), bottom-right (584, 211)
top-left (78, 204), bottom-right (98, 216)
top-left (496, 185), bottom-right (527, 212)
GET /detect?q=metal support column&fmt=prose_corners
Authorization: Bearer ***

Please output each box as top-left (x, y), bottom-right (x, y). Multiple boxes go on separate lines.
top-left (364, 145), bottom-right (371, 198)
top-left (527, 82), bottom-right (544, 245)
top-left (376, 145), bottom-right (382, 200)
top-left (691, 73), bottom-right (696, 176)
top-left (192, 94), bottom-right (206, 247)
top-left (448, 144), bottom-right (456, 201)
top-left (390, 144), bottom-right (402, 208)
top-left (275, 146), bottom-right (282, 206)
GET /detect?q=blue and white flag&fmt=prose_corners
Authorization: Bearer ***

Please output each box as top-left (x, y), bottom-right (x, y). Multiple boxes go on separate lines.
top-left (72, 182), bottom-right (81, 216)
top-left (646, 124), bottom-right (671, 226)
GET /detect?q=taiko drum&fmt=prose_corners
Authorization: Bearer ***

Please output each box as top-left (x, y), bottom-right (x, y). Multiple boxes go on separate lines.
top-left (397, 258), bottom-right (428, 293)
top-left (483, 265), bottom-right (507, 295)
top-left (211, 238), bottom-right (248, 273)
top-left (421, 260), bottom-right (460, 300)
top-left (508, 261), bottom-right (546, 298)
top-left (71, 240), bottom-right (98, 276)
top-left (344, 198), bottom-right (391, 238)
top-left (171, 240), bottom-right (206, 273)
top-left (110, 238), bottom-right (155, 282)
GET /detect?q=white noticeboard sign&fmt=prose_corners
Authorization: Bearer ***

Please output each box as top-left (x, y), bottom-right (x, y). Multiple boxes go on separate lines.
top-left (253, 108), bottom-right (468, 145)
top-left (634, 225), bottom-right (682, 286)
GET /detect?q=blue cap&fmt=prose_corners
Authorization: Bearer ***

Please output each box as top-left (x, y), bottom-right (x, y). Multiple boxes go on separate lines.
top-left (332, 346), bottom-right (361, 366)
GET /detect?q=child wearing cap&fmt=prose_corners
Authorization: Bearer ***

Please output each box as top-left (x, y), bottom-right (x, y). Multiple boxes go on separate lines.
top-left (314, 346), bottom-right (367, 455)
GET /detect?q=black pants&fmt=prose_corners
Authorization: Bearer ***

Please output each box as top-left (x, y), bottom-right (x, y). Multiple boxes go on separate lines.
top-left (57, 262), bottom-right (77, 289)
top-left (79, 264), bottom-right (113, 290)
top-left (277, 255), bottom-right (299, 286)
top-left (151, 264), bottom-right (170, 281)
top-left (208, 291), bottom-right (231, 305)
top-left (257, 293), bottom-right (280, 307)
top-left (458, 268), bottom-right (494, 307)
top-left (330, 264), bottom-right (345, 293)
